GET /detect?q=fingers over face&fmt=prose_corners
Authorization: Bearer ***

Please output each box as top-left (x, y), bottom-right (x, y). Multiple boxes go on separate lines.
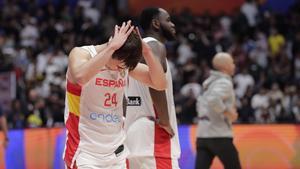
top-left (121, 22), bottom-right (126, 28)
top-left (120, 20), bottom-right (133, 33)
top-left (114, 25), bottom-right (119, 35)
top-left (125, 26), bottom-right (135, 36)
top-left (135, 27), bottom-right (142, 39)
top-left (120, 21), bottom-right (128, 33)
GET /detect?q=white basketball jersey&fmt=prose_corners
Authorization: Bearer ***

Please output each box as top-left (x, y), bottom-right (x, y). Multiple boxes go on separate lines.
top-left (63, 45), bottom-right (129, 167)
top-left (125, 37), bottom-right (181, 159)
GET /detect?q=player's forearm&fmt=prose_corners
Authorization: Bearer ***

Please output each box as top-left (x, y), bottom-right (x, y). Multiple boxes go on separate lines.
top-left (207, 96), bottom-right (226, 113)
top-left (143, 50), bottom-right (167, 90)
top-left (149, 88), bottom-right (170, 126)
top-left (71, 46), bottom-right (116, 85)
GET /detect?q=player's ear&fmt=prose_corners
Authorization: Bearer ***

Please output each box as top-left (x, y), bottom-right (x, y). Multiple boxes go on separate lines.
top-left (152, 19), bottom-right (160, 30)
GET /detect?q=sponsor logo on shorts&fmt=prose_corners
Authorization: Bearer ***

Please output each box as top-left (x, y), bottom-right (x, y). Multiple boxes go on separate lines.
top-left (127, 96), bottom-right (141, 106)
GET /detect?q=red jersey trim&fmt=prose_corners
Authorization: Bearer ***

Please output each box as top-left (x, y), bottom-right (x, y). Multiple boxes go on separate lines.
top-left (64, 113), bottom-right (80, 167)
top-left (67, 80), bottom-right (82, 96)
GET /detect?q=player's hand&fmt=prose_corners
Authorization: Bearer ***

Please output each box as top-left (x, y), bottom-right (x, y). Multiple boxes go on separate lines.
top-left (148, 117), bottom-right (175, 137)
top-left (108, 20), bottom-right (135, 50)
top-left (224, 108), bottom-right (238, 122)
top-left (134, 27), bottom-right (152, 56)
top-left (158, 122), bottom-right (175, 138)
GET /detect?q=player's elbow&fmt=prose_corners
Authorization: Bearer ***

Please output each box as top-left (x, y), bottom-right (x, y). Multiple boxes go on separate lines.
top-left (152, 79), bottom-right (168, 91)
top-left (72, 73), bottom-right (89, 86)
top-left (68, 47), bottom-right (90, 85)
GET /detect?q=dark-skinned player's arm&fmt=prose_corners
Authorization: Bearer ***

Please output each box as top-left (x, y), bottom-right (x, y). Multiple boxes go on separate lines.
top-left (128, 28), bottom-right (173, 136)
top-left (129, 29), bottom-right (167, 90)
top-left (147, 40), bottom-right (174, 137)
top-left (123, 95), bottom-right (127, 117)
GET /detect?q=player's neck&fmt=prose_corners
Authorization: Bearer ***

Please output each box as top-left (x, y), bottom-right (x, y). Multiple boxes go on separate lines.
top-left (145, 31), bottom-right (166, 43)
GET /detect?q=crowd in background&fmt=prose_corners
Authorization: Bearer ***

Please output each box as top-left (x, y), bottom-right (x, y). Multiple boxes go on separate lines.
top-left (0, 0), bottom-right (299, 129)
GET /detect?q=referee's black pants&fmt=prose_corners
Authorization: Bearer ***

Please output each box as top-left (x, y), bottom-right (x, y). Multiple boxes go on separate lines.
top-left (195, 138), bottom-right (241, 169)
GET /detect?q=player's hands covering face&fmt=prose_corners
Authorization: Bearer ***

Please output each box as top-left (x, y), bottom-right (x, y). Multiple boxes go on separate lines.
top-left (108, 20), bottom-right (135, 50)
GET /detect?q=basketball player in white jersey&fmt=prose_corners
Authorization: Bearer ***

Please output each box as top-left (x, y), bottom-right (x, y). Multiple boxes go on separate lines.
top-left (125, 8), bottom-right (181, 169)
top-left (63, 21), bottom-right (168, 169)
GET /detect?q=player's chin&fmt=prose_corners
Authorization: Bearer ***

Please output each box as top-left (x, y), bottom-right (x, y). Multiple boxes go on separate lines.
top-left (170, 35), bottom-right (177, 41)
top-left (172, 29), bottom-right (176, 35)
top-left (166, 34), bottom-right (176, 41)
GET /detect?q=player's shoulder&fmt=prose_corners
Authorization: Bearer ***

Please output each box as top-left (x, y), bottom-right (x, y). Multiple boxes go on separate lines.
top-left (69, 46), bottom-right (87, 55)
top-left (215, 77), bottom-right (233, 89)
top-left (143, 37), bottom-right (163, 45)
top-left (143, 37), bottom-right (165, 53)
top-left (69, 44), bottom-right (103, 57)
top-left (143, 37), bottom-right (158, 42)
top-left (68, 46), bottom-right (91, 61)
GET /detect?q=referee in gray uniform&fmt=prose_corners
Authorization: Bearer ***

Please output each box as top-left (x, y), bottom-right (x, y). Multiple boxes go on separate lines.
top-left (195, 52), bottom-right (241, 169)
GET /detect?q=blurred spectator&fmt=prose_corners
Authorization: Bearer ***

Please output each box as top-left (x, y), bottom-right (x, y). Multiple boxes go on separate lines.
top-left (282, 86), bottom-right (298, 115)
top-left (179, 76), bottom-right (202, 124)
top-left (238, 98), bottom-right (254, 123)
top-left (249, 31), bottom-right (268, 69)
top-left (268, 27), bottom-right (285, 57)
top-left (268, 83), bottom-right (284, 103)
top-left (294, 53), bottom-right (300, 81)
top-left (180, 76), bottom-right (202, 98)
top-left (240, 0), bottom-right (258, 27)
top-left (293, 99), bottom-right (300, 123)
top-left (177, 36), bottom-right (195, 65)
top-left (20, 17), bottom-right (39, 47)
top-left (179, 87), bottom-right (198, 124)
top-left (234, 68), bottom-right (254, 99)
top-left (251, 88), bottom-right (271, 123)
top-left (7, 99), bottom-right (27, 129)
top-left (269, 99), bottom-right (284, 122)
top-left (219, 13), bottom-right (232, 38)
top-left (27, 99), bottom-right (44, 128)
top-left (251, 88), bottom-right (269, 110)
top-left (255, 107), bottom-right (276, 123)
top-left (78, 0), bottom-right (101, 24)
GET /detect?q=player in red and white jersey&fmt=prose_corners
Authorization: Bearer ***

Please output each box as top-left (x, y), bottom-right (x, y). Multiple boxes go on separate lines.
top-left (63, 21), bottom-right (167, 169)
top-left (125, 8), bottom-right (181, 169)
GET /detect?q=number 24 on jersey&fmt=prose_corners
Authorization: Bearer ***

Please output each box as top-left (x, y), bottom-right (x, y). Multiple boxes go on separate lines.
top-left (104, 93), bottom-right (117, 107)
